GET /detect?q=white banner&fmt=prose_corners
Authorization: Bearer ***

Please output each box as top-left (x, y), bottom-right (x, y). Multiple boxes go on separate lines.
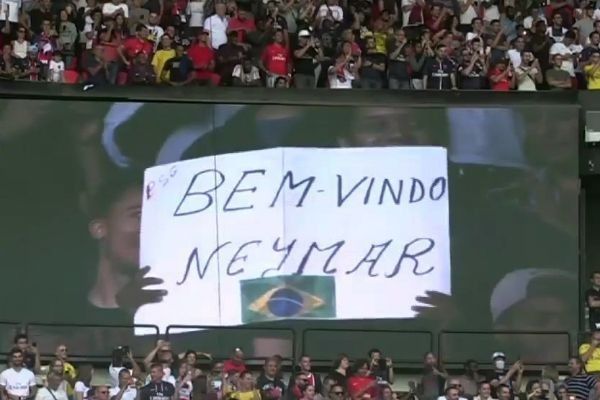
top-left (135, 147), bottom-right (451, 331)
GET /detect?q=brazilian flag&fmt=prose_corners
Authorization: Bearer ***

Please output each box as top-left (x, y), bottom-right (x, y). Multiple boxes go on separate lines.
top-left (241, 276), bottom-right (336, 323)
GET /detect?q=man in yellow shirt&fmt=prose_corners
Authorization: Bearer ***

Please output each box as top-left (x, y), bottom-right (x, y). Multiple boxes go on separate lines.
top-left (227, 371), bottom-right (261, 400)
top-left (152, 35), bottom-right (176, 83)
top-left (579, 331), bottom-right (600, 373)
top-left (584, 51), bottom-right (600, 89)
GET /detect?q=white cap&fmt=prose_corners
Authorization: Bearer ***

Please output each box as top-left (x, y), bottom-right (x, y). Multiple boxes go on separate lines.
top-left (491, 352), bottom-right (506, 360)
top-left (298, 29), bottom-right (311, 37)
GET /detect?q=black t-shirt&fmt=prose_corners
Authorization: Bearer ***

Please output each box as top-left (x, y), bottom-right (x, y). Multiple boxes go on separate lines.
top-left (424, 57), bottom-right (455, 89)
top-left (140, 381), bottom-right (176, 400)
top-left (293, 45), bottom-right (317, 75)
top-left (361, 51), bottom-right (386, 81)
top-left (257, 373), bottom-right (286, 400)
top-left (326, 371), bottom-right (347, 387)
top-left (486, 370), bottom-right (516, 395)
top-left (163, 56), bottom-right (193, 83)
top-left (458, 61), bottom-right (486, 89)
top-left (587, 287), bottom-right (600, 327)
top-left (388, 42), bottom-right (410, 80)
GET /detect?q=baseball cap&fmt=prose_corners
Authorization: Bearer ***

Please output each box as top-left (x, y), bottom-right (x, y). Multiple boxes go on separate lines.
top-left (298, 29), bottom-right (311, 37)
top-left (491, 352), bottom-right (506, 360)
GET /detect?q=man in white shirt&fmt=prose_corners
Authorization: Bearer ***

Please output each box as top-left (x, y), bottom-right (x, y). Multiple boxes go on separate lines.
top-left (436, 379), bottom-right (469, 400)
top-left (35, 373), bottom-right (67, 400)
top-left (203, 2), bottom-right (229, 50)
top-left (110, 370), bottom-right (137, 400)
top-left (102, 0), bottom-right (129, 19)
top-left (0, 349), bottom-right (37, 400)
top-left (550, 30), bottom-right (582, 77)
top-left (147, 12), bottom-right (164, 50)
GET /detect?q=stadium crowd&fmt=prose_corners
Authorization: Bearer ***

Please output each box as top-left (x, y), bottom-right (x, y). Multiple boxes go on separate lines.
top-left (1, 0), bottom-right (600, 88)
top-left (2, 333), bottom-right (600, 400)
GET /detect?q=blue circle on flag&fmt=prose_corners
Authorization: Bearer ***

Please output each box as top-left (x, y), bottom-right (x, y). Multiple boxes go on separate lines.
top-left (267, 288), bottom-right (303, 317)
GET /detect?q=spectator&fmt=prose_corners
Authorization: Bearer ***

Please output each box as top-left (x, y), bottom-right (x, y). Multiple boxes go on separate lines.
top-left (327, 355), bottom-right (350, 388)
top-left (84, 45), bottom-right (110, 85)
top-left (129, 51), bottom-right (156, 83)
top-left (530, 21), bottom-right (553, 72)
top-left (473, 382), bottom-right (494, 400)
top-left (295, 356), bottom-right (322, 395)
top-left (289, 372), bottom-right (310, 400)
top-left (415, 353), bottom-right (447, 400)
top-left (546, 54), bottom-right (572, 89)
top-left (223, 348), bottom-right (246, 375)
top-left (458, 47), bottom-right (487, 89)
top-left (54, 345), bottom-right (77, 386)
top-left (292, 30), bottom-right (321, 89)
top-left (317, 0), bottom-right (343, 22)
top-left (0, 349), bottom-right (37, 400)
top-left (524, 380), bottom-right (546, 400)
top-left (368, 349), bottom-right (393, 384)
top-left (217, 30), bottom-right (245, 85)
top-left (110, 369), bottom-right (137, 400)
top-left (443, 387), bottom-right (460, 400)
top-left (488, 59), bottom-right (513, 91)
top-left (423, 44), bottom-right (456, 90)
top-left (48, 51), bottom-right (66, 82)
top-left (514, 51), bottom-right (542, 91)
top-left (437, 379), bottom-right (467, 400)
top-left (579, 331), bottom-right (600, 373)
top-left (144, 341), bottom-right (175, 383)
top-left (257, 357), bottom-right (286, 400)
top-left (556, 386), bottom-right (568, 400)
top-left (346, 360), bottom-right (377, 400)
top-left (260, 28), bottom-right (289, 87)
top-left (547, 12), bottom-right (567, 43)
top-left (300, 385), bottom-right (316, 400)
top-left (36, 372), bottom-right (68, 400)
top-left (328, 385), bottom-right (345, 400)
top-left (387, 28), bottom-right (410, 90)
top-left (507, 36), bottom-right (525, 69)
top-left (188, 29), bottom-right (221, 86)
top-left (227, 370), bottom-right (261, 400)
top-left (486, 353), bottom-right (523, 397)
top-left (549, 30), bottom-right (581, 81)
top-left (174, 364), bottom-right (193, 400)
top-left (152, 34), bottom-right (176, 82)
top-left (564, 357), bottom-right (599, 400)
top-left (74, 365), bottom-right (93, 400)
top-left (140, 364), bottom-right (175, 400)
top-left (16, 46), bottom-right (41, 81)
top-left (102, 0), bottom-right (129, 19)
top-left (162, 43), bottom-right (195, 85)
top-left (12, 334), bottom-right (40, 373)
top-left (457, 360), bottom-right (484, 398)
top-left (12, 27), bottom-right (29, 61)
top-left (186, 0), bottom-right (206, 35)
top-left (204, 2), bottom-right (229, 50)
top-left (147, 13), bottom-right (165, 50)
top-left (574, 4), bottom-right (594, 46)
top-left (496, 386), bottom-right (511, 400)
top-left (585, 50), bottom-right (600, 89)
top-left (227, 5), bottom-right (255, 45)
top-left (119, 24), bottom-right (153, 67)
top-left (232, 58), bottom-right (261, 86)
top-left (587, 272), bottom-right (600, 331)
top-left (46, 359), bottom-right (69, 392)
top-left (360, 35), bottom-right (386, 89)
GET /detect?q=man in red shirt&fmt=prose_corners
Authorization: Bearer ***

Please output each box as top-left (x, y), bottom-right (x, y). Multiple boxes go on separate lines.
top-left (227, 6), bottom-right (256, 45)
top-left (347, 360), bottom-right (378, 400)
top-left (223, 347), bottom-right (246, 375)
top-left (187, 29), bottom-right (221, 85)
top-left (119, 24), bottom-right (153, 67)
top-left (259, 29), bottom-right (290, 87)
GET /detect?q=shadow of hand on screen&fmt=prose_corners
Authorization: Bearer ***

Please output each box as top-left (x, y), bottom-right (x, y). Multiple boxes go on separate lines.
top-left (411, 291), bottom-right (459, 328)
top-left (116, 266), bottom-right (167, 314)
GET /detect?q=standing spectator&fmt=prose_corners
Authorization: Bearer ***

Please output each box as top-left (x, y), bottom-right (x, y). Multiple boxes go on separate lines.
top-left (584, 50), bottom-right (600, 89)
top-left (293, 30), bottom-right (321, 88)
top-left (232, 58), bottom-right (261, 86)
top-left (530, 21), bottom-right (553, 72)
top-left (16, 46), bottom-right (41, 80)
top-left (550, 30), bottom-right (581, 81)
top-left (368, 349), bottom-right (393, 384)
top-left (152, 34), bottom-right (176, 82)
top-left (29, 0), bottom-right (53, 35)
top-left (387, 28), bottom-right (410, 89)
top-left (174, 364), bottom-right (193, 400)
top-left (110, 369), bottom-right (138, 400)
top-left (423, 44), bottom-right (456, 90)
top-left (507, 36), bottom-right (525, 68)
top-left (317, 0), bottom-right (343, 22)
top-left (496, 386), bottom-right (511, 400)
top-left (57, 10), bottom-right (78, 66)
top-left (574, 4), bottom-right (595, 46)
top-left (443, 387), bottom-right (460, 400)
top-left (228, 371), bottom-right (261, 400)
top-left (74, 365), bottom-right (93, 400)
top-left (55, 345), bottom-right (77, 385)
top-left (415, 353), bottom-right (447, 400)
top-left (581, 32), bottom-right (600, 65)
top-left (327, 355), bottom-right (350, 388)
top-left (228, 6), bottom-right (255, 45)
top-left (488, 59), bottom-right (513, 91)
top-left (140, 365), bottom-right (175, 400)
top-left (13, 334), bottom-right (40, 373)
top-left (84, 45), bottom-right (109, 85)
top-left (547, 13), bottom-right (567, 43)
top-left (260, 28), bottom-right (289, 87)
top-left (188, 29), bottom-right (221, 85)
top-left (586, 272), bottom-right (600, 331)
top-left (546, 54), bottom-right (572, 89)
top-left (204, 2), bottom-right (229, 50)
top-left (458, 48), bottom-right (487, 89)
top-left (488, 19), bottom-right (508, 65)
top-left (579, 331), bottom-right (600, 373)
top-left (360, 36), bottom-right (386, 89)
top-left (216, 31), bottom-right (245, 85)
top-left (564, 357), bottom-right (599, 400)
top-left (186, 0), bottom-right (206, 35)
top-left (437, 379), bottom-right (468, 400)
top-left (0, 349), bottom-right (37, 400)
top-left (102, 0), bottom-right (129, 19)
top-left (257, 357), bottom-right (286, 400)
top-left (147, 13), bottom-right (165, 50)
top-left (294, 356), bottom-right (322, 395)
top-left (35, 372), bottom-right (67, 400)
top-left (473, 382), bottom-right (494, 400)
top-left (119, 24), bottom-right (153, 67)
top-left (47, 51), bottom-right (65, 82)
top-left (457, 360), bottom-right (484, 398)
top-left (223, 348), bottom-right (246, 375)
top-left (347, 360), bottom-right (377, 400)
top-left (514, 51), bottom-right (542, 91)
top-left (486, 353), bottom-right (523, 396)
top-left (162, 43), bottom-right (195, 85)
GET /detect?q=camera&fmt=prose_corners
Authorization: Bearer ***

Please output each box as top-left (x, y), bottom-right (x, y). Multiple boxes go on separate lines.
top-left (112, 345), bottom-right (130, 367)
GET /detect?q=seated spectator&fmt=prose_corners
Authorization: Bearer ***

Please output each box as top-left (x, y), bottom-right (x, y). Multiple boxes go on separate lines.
top-left (0, 349), bottom-right (37, 400)
top-left (226, 370), bottom-right (261, 400)
top-left (436, 379), bottom-right (468, 400)
top-left (140, 364), bottom-right (175, 400)
top-left (579, 331), bottom-right (600, 373)
top-left (496, 386), bottom-right (511, 400)
top-left (368, 349), bottom-right (393, 384)
top-left (257, 357), bottom-right (285, 400)
top-left (444, 387), bottom-right (461, 400)
top-left (346, 360), bottom-right (377, 400)
top-left (147, 13), bottom-right (165, 50)
top-left (523, 380), bottom-right (546, 400)
top-left (546, 54), bottom-right (572, 89)
top-left (328, 385), bottom-right (345, 400)
top-left (187, 29), bottom-right (221, 86)
top-left (119, 24), bottom-right (153, 67)
top-left (16, 46), bottom-right (41, 81)
top-left (162, 43), bottom-right (195, 86)
top-left (223, 348), bottom-right (246, 375)
top-left (300, 385), bottom-right (316, 400)
top-left (152, 35), bottom-right (176, 83)
top-left (260, 28), bottom-right (289, 88)
top-left (129, 51), bottom-right (156, 83)
top-left (486, 353), bottom-right (523, 397)
top-left (473, 382), bottom-right (495, 400)
top-left (457, 360), bottom-right (485, 398)
top-left (0, 44), bottom-right (17, 80)
top-left (36, 372), bottom-right (68, 400)
top-left (232, 58), bottom-right (261, 86)
top-left (290, 372), bottom-right (310, 400)
top-left (110, 369), bottom-right (137, 400)
top-left (12, 27), bottom-right (30, 61)
top-left (564, 357), bottom-right (599, 400)
top-left (12, 334), bottom-right (39, 373)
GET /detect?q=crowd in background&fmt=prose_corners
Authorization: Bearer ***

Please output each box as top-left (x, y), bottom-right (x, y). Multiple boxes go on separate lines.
top-left (1, 0), bottom-right (600, 88)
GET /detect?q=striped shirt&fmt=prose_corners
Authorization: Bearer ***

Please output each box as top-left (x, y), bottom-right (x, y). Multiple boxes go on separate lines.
top-left (564, 374), bottom-right (597, 400)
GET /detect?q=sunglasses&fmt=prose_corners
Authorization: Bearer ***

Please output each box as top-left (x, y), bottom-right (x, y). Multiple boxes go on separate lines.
top-left (332, 392), bottom-right (344, 396)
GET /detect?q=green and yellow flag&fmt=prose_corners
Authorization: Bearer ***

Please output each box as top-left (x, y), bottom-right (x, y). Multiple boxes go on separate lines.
top-left (240, 276), bottom-right (336, 323)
